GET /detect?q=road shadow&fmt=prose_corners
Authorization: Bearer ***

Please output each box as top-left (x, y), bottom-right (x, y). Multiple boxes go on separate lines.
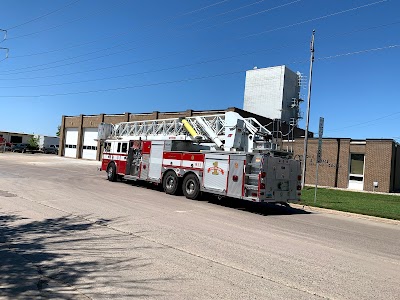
top-left (0, 212), bottom-right (173, 299)
top-left (121, 179), bottom-right (310, 216)
top-left (203, 195), bottom-right (310, 216)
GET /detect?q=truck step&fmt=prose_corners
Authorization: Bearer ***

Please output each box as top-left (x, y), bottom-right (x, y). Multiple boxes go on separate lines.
top-left (244, 184), bottom-right (258, 190)
top-left (245, 174), bottom-right (259, 178)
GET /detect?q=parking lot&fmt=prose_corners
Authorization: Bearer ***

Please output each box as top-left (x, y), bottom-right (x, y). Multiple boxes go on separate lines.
top-left (0, 153), bottom-right (399, 299)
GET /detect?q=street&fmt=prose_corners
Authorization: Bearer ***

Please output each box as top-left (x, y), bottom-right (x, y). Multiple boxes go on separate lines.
top-left (0, 153), bottom-right (399, 299)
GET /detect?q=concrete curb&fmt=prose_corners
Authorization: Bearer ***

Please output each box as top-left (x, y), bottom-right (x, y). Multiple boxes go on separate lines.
top-left (291, 203), bottom-right (400, 226)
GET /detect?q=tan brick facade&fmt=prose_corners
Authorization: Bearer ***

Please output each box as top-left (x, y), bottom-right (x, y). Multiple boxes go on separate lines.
top-left (364, 140), bottom-right (393, 192)
top-left (285, 138), bottom-right (400, 193)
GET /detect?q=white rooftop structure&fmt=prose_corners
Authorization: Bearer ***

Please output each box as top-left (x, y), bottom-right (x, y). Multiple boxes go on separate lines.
top-left (243, 65), bottom-right (302, 125)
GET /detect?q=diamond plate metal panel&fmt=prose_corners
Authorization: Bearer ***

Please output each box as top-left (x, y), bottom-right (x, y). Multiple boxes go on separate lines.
top-left (140, 154), bottom-right (150, 180)
top-left (227, 156), bottom-right (245, 198)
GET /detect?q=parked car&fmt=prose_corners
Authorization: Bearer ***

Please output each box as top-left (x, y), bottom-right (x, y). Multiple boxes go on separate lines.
top-left (11, 143), bottom-right (39, 153)
top-left (42, 145), bottom-right (59, 154)
top-left (0, 142), bottom-right (12, 151)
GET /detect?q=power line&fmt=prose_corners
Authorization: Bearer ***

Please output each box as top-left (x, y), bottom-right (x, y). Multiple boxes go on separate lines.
top-left (0, 0), bottom-right (298, 75)
top-left (290, 44), bottom-right (400, 64)
top-left (0, 42), bottom-right (398, 98)
top-left (1, 19), bottom-right (399, 82)
top-left (6, 0), bottom-right (231, 42)
top-left (8, 0), bottom-right (235, 59)
top-left (6, 0), bottom-right (81, 30)
top-left (0, 0), bottom-right (382, 76)
top-left (327, 111), bottom-right (400, 132)
top-left (240, 0), bottom-right (388, 39)
top-left (317, 44), bottom-right (400, 61)
top-left (6, 0), bottom-right (126, 40)
top-left (0, 43), bottom-right (305, 87)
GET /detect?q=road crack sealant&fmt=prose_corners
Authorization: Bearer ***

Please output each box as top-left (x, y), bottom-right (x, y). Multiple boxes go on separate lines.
top-left (10, 193), bottom-right (330, 300)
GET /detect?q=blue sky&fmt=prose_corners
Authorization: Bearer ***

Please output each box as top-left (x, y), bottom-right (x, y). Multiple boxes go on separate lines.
top-left (0, 0), bottom-right (398, 140)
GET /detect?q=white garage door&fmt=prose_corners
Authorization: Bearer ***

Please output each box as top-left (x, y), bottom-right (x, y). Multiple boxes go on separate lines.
top-left (82, 128), bottom-right (98, 160)
top-left (64, 128), bottom-right (78, 158)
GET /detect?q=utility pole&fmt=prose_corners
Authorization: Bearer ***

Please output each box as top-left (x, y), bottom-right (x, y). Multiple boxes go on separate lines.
top-left (301, 30), bottom-right (315, 189)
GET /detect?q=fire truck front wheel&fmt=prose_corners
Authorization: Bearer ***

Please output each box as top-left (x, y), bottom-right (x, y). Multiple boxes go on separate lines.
top-left (182, 173), bottom-right (200, 200)
top-left (107, 163), bottom-right (117, 182)
top-left (163, 171), bottom-right (179, 195)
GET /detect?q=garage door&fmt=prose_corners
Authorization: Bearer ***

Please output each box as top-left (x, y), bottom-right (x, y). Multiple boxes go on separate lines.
top-left (82, 128), bottom-right (98, 160)
top-left (64, 128), bottom-right (78, 158)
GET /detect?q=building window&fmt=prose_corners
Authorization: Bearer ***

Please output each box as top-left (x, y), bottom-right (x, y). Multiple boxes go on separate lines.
top-left (348, 153), bottom-right (365, 190)
top-left (350, 154), bottom-right (364, 175)
top-left (10, 136), bottom-right (23, 143)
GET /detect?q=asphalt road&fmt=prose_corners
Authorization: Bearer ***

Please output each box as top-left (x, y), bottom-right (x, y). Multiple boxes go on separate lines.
top-left (0, 153), bottom-right (399, 299)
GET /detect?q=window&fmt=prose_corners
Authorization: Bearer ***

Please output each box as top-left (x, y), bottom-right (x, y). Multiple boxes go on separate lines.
top-left (104, 142), bottom-right (111, 152)
top-left (348, 153), bottom-right (365, 190)
top-left (350, 154), bottom-right (364, 175)
top-left (117, 142), bottom-right (121, 152)
top-left (122, 143), bottom-right (128, 153)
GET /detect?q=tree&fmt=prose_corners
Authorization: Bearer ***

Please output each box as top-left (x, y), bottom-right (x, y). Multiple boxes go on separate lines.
top-left (56, 125), bottom-right (61, 137)
top-left (27, 136), bottom-right (39, 148)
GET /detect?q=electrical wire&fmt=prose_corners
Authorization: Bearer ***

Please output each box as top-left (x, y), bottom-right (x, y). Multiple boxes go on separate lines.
top-left (0, 42), bottom-right (398, 98)
top-left (0, 42), bottom-right (304, 86)
top-left (1, 20), bottom-right (399, 83)
top-left (0, 0), bottom-right (381, 76)
top-left (6, 0), bottom-right (81, 30)
top-left (0, 0), bottom-right (299, 74)
top-left (240, 0), bottom-right (388, 39)
top-left (327, 111), bottom-right (400, 132)
top-left (6, 0), bottom-right (127, 41)
top-left (7, 0), bottom-right (231, 42)
top-left (8, 0), bottom-right (235, 59)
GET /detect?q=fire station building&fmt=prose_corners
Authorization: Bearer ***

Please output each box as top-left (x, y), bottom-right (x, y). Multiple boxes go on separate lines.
top-left (59, 107), bottom-right (306, 161)
top-left (59, 107), bottom-right (400, 193)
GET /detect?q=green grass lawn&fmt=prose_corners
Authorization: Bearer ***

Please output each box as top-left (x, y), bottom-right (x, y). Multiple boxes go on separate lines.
top-left (300, 187), bottom-right (400, 220)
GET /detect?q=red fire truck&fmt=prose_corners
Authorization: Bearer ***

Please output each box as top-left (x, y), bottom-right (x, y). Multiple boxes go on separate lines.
top-left (99, 112), bottom-right (301, 203)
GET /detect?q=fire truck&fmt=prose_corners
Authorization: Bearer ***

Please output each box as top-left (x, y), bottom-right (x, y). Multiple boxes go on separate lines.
top-left (98, 112), bottom-right (301, 203)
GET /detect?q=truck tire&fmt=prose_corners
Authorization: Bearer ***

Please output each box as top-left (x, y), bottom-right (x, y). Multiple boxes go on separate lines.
top-left (182, 173), bottom-right (200, 200)
top-left (107, 163), bottom-right (117, 182)
top-left (163, 171), bottom-right (179, 195)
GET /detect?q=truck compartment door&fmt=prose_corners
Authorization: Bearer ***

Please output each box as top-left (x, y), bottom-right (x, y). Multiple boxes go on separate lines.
top-left (148, 141), bottom-right (164, 181)
top-left (227, 157), bottom-right (245, 198)
top-left (203, 154), bottom-right (229, 194)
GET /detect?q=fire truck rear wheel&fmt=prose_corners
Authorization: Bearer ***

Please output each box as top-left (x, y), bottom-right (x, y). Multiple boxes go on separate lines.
top-left (182, 174), bottom-right (200, 200)
top-left (163, 171), bottom-right (179, 195)
top-left (107, 163), bottom-right (117, 182)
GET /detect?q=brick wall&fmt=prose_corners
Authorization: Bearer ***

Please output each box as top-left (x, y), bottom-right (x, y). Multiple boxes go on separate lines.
top-left (394, 145), bottom-right (400, 192)
top-left (337, 139), bottom-right (350, 189)
top-left (364, 140), bottom-right (394, 192)
top-left (64, 116), bottom-right (81, 127)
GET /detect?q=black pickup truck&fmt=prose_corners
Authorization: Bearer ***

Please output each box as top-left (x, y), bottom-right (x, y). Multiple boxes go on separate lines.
top-left (42, 145), bottom-right (59, 154)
